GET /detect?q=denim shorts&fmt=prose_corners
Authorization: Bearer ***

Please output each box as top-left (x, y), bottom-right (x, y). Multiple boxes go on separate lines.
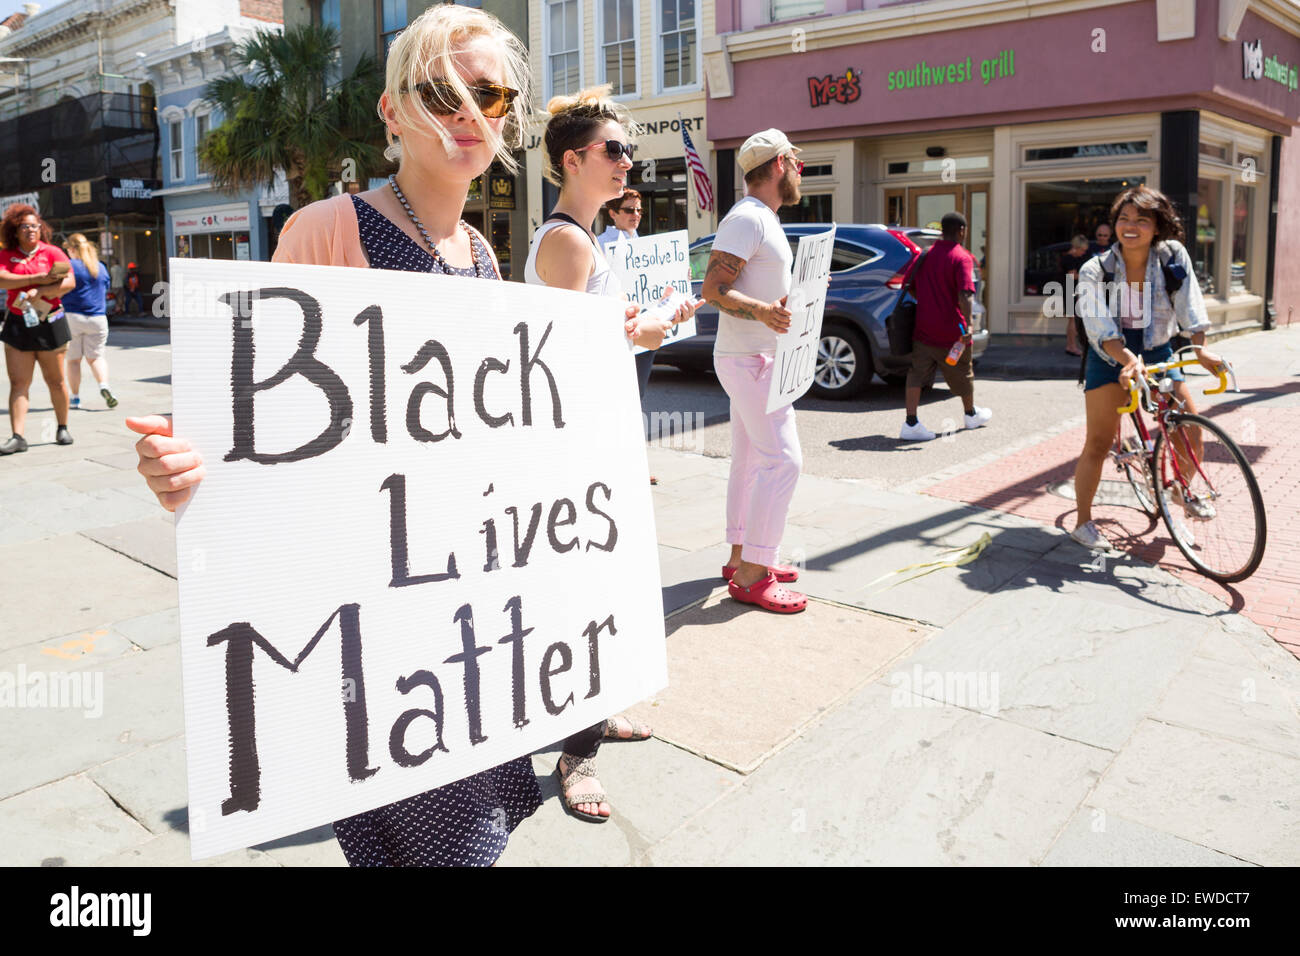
top-left (1083, 328), bottom-right (1185, 392)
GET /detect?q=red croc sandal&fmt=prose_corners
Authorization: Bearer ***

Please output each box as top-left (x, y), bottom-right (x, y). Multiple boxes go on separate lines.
top-left (727, 573), bottom-right (807, 613)
top-left (722, 564), bottom-right (799, 583)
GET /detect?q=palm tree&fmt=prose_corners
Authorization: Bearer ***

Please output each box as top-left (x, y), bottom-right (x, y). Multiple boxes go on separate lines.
top-left (198, 24), bottom-right (388, 209)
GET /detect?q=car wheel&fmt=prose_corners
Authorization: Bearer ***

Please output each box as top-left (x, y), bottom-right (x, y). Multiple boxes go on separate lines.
top-left (809, 324), bottom-right (870, 400)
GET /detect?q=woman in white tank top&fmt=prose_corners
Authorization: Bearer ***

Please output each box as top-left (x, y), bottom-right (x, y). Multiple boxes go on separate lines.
top-left (524, 85), bottom-right (697, 828)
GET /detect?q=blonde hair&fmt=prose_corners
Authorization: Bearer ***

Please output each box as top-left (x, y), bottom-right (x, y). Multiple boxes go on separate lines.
top-left (64, 233), bottom-right (101, 279)
top-left (542, 84), bottom-right (639, 187)
top-left (379, 4), bottom-right (531, 173)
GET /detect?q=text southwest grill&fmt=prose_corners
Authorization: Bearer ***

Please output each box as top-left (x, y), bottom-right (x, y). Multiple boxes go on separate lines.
top-left (886, 49), bottom-right (1016, 91)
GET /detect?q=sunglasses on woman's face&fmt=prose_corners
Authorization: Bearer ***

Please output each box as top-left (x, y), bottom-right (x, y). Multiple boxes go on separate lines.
top-left (410, 80), bottom-right (518, 118)
top-left (575, 140), bottom-right (635, 162)
top-left (619, 206), bottom-right (642, 215)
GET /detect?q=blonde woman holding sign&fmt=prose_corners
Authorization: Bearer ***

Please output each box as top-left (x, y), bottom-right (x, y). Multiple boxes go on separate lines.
top-left (126, 5), bottom-right (542, 867)
top-left (525, 85), bottom-right (697, 823)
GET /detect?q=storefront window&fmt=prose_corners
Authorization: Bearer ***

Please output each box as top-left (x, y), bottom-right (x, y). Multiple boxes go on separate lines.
top-left (547, 0), bottom-right (581, 96)
top-left (636, 158), bottom-right (689, 234)
top-left (1199, 142), bottom-right (1228, 160)
top-left (602, 0), bottom-right (636, 96)
top-left (1195, 178), bottom-right (1220, 295)
top-left (778, 193), bottom-right (833, 224)
top-left (1231, 185), bottom-right (1252, 294)
top-left (1024, 142), bottom-right (1146, 162)
top-left (1023, 177), bottom-right (1141, 295)
top-left (176, 231), bottom-right (251, 260)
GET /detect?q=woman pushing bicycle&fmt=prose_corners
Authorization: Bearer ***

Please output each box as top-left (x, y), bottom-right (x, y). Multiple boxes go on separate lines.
top-left (1070, 185), bottom-right (1224, 552)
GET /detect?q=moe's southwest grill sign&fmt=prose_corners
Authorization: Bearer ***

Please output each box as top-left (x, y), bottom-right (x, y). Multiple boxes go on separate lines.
top-left (886, 48), bottom-right (1016, 92)
top-left (808, 69), bottom-right (861, 107)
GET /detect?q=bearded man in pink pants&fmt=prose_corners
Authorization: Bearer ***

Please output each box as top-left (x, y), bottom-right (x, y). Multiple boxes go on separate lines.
top-left (700, 129), bottom-right (807, 614)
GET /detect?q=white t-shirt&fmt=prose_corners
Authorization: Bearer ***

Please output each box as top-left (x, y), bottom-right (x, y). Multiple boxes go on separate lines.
top-left (711, 196), bottom-right (792, 356)
top-left (597, 225), bottom-right (636, 254)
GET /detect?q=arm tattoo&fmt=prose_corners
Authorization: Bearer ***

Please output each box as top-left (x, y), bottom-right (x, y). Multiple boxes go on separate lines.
top-left (704, 251), bottom-right (761, 319)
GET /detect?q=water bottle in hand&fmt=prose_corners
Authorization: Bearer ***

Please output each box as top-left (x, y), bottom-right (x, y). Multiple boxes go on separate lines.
top-left (944, 338), bottom-right (965, 366)
top-left (16, 292), bottom-right (40, 328)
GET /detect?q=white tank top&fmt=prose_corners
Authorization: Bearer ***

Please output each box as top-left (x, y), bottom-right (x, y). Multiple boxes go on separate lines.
top-left (524, 218), bottom-right (623, 298)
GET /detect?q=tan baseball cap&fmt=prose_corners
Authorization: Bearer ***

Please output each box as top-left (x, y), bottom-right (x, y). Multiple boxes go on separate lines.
top-left (737, 128), bottom-right (802, 174)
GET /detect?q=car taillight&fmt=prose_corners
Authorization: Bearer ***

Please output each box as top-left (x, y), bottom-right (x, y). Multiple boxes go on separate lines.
top-left (885, 230), bottom-right (922, 289)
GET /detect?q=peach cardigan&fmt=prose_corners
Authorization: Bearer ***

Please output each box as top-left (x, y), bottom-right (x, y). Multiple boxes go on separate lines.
top-left (272, 194), bottom-right (370, 268)
top-left (271, 192), bottom-right (500, 274)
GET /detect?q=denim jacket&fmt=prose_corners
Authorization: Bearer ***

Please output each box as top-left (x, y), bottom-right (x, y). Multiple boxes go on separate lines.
top-left (1076, 239), bottom-right (1210, 366)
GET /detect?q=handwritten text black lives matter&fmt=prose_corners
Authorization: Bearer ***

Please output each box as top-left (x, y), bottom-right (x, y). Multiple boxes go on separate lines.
top-left (205, 286), bottom-right (626, 818)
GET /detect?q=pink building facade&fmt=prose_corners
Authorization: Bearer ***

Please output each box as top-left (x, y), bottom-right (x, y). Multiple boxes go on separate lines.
top-left (703, 0), bottom-right (1300, 340)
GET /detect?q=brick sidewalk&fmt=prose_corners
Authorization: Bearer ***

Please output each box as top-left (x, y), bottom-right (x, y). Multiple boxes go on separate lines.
top-left (923, 381), bottom-right (1300, 658)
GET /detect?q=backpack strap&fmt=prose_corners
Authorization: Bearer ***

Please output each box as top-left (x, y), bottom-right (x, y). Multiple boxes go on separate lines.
top-left (904, 247), bottom-right (931, 294)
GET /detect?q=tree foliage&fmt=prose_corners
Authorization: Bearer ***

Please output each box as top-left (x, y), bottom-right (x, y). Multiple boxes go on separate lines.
top-left (198, 24), bottom-right (389, 209)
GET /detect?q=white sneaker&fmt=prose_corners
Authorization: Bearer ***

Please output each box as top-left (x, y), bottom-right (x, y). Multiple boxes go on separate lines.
top-left (1069, 521), bottom-right (1111, 551)
top-left (900, 420), bottom-right (936, 442)
top-left (964, 406), bottom-right (993, 429)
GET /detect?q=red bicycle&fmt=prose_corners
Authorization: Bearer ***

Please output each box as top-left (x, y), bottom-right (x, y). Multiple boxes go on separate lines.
top-left (1111, 351), bottom-right (1266, 582)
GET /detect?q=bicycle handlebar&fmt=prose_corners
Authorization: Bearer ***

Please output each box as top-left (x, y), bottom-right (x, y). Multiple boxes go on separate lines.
top-left (1115, 357), bottom-right (1235, 414)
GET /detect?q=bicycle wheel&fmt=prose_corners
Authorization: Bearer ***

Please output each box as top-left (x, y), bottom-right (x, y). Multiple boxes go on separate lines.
top-left (1115, 413), bottom-right (1157, 516)
top-left (1152, 413), bottom-right (1267, 582)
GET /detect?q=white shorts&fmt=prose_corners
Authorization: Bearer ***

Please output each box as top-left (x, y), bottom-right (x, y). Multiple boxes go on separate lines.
top-left (65, 311), bottom-right (109, 362)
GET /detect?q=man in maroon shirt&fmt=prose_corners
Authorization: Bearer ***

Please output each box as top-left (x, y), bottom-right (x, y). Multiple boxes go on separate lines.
top-left (900, 212), bottom-right (992, 441)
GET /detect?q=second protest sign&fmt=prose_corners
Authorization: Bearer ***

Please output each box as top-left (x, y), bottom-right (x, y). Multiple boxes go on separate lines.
top-left (766, 226), bottom-right (836, 413)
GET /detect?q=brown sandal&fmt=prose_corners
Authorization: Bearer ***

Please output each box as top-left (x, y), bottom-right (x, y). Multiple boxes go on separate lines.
top-left (555, 755), bottom-right (610, 824)
top-left (603, 714), bottom-right (653, 741)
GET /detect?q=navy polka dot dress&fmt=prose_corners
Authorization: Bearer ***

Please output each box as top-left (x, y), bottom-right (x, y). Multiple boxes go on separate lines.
top-left (330, 195), bottom-right (543, 867)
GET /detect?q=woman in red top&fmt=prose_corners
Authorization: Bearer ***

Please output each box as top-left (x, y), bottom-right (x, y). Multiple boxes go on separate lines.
top-left (0, 204), bottom-right (77, 454)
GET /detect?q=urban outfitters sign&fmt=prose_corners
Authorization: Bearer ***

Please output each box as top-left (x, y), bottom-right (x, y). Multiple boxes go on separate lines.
top-left (168, 259), bottom-right (667, 859)
top-left (886, 49), bottom-right (1015, 91)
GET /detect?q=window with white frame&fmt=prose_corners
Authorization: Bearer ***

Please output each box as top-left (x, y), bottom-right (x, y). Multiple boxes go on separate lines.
top-left (547, 0), bottom-right (581, 98)
top-left (659, 0), bottom-right (697, 90)
top-left (601, 0), bottom-right (636, 96)
top-left (194, 112), bottom-right (211, 176)
top-left (170, 120), bottom-right (184, 182)
top-left (771, 0), bottom-right (824, 21)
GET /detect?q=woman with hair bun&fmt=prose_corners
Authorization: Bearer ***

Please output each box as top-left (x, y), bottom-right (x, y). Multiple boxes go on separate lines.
top-left (127, 4), bottom-right (542, 866)
top-left (525, 85), bottom-right (697, 824)
top-left (0, 203), bottom-right (77, 454)
top-left (1071, 184), bottom-right (1223, 552)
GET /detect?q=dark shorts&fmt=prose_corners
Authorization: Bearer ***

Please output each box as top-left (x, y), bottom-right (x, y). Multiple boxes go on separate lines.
top-left (1, 311), bottom-right (71, 352)
top-left (1083, 328), bottom-right (1185, 392)
top-left (906, 338), bottom-right (974, 400)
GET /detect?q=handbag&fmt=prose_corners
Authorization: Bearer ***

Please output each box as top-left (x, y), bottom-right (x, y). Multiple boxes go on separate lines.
top-left (886, 248), bottom-right (930, 359)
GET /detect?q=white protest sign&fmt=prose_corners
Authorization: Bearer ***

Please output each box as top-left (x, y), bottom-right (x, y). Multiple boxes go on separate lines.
top-left (605, 230), bottom-right (697, 354)
top-left (766, 226), bottom-right (836, 413)
top-left (168, 259), bottom-right (667, 859)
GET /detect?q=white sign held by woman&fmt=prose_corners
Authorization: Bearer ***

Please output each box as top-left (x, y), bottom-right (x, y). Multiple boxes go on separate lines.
top-left (605, 230), bottom-right (698, 353)
top-left (168, 259), bottom-right (667, 859)
top-left (766, 226), bottom-right (836, 413)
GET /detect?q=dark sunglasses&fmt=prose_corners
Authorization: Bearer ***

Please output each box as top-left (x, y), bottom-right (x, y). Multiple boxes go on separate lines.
top-left (618, 206), bottom-right (642, 215)
top-left (409, 80), bottom-right (519, 118)
top-left (575, 139), bottom-right (635, 161)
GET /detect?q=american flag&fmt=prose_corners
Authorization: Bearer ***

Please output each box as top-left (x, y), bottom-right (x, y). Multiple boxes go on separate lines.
top-left (681, 125), bottom-right (714, 212)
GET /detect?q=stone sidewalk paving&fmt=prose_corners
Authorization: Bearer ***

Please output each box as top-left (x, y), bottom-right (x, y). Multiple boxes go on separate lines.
top-left (1, 330), bottom-right (1297, 866)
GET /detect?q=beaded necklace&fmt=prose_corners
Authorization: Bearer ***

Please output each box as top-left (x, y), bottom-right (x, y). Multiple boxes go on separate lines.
top-left (388, 173), bottom-right (482, 276)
